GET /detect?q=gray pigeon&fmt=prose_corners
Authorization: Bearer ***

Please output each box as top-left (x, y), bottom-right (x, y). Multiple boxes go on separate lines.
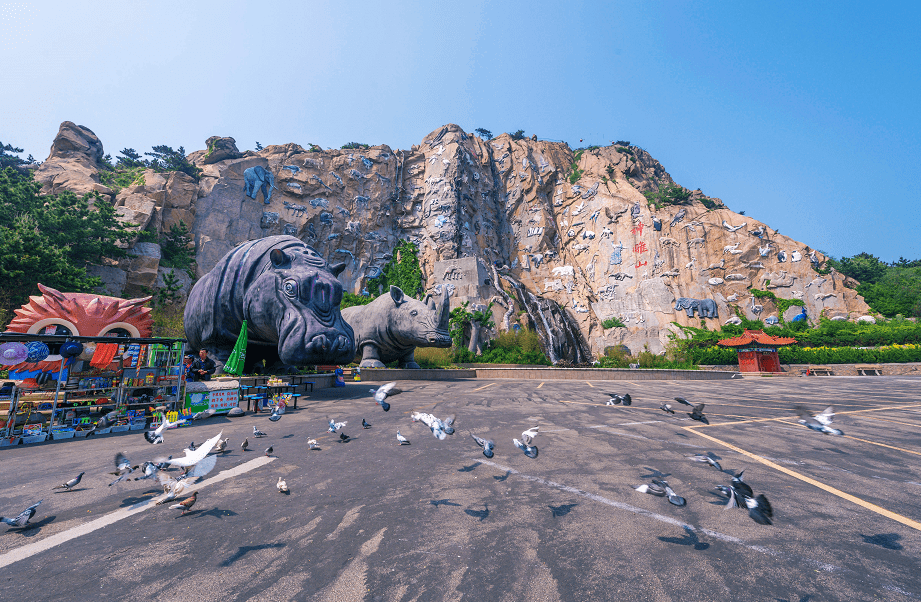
top-left (1, 500), bottom-right (43, 528)
top-left (688, 453), bottom-right (722, 471)
top-left (606, 393), bottom-right (632, 406)
top-left (253, 426), bottom-right (268, 438)
top-left (471, 434), bottom-right (495, 458)
top-left (652, 479), bottom-right (686, 507)
top-left (659, 402), bottom-right (675, 414)
top-left (86, 411), bottom-right (118, 436)
top-left (109, 452), bottom-right (138, 486)
top-left (795, 405), bottom-right (843, 436)
top-left (633, 483), bottom-right (666, 497)
top-left (53, 472), bottom-right (85, 491)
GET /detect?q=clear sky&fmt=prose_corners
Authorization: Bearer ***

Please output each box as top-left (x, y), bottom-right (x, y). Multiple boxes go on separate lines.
top-left (2, 1), bottom-right (918, 262)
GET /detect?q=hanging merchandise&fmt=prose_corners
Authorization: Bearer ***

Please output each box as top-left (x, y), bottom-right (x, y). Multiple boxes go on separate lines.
top-left (90, 343), bottom-right (119, 369)
top-left (0, 342), bottom-right (29, 365)
top-left (25, 341), bottom-right (50, 363)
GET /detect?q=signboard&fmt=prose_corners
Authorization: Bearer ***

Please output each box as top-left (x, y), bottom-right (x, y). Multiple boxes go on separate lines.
top-left (185, 388), bottom-right (239, 413)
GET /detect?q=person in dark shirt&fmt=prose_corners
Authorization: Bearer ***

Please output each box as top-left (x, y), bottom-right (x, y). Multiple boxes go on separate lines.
top-left (189, 349), bottom-right (216, 381)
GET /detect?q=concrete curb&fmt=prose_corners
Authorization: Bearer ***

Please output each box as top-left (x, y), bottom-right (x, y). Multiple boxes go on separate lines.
top-left (356, 367), bottom-right (737, 381)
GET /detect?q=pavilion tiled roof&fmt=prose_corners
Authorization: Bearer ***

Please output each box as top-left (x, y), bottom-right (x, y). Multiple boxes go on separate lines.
top-left (717, 329), bottom-right (797, 347)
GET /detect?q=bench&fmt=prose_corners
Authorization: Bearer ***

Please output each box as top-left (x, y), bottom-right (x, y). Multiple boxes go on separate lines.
top-left (856, 365), bottom-right (883, 376)
top-left (803, 367), bottom-right (835, 376)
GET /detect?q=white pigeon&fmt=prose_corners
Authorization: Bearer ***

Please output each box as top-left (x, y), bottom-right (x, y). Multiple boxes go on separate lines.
top-left (521, 426), bottom-right (539, 447)
top-left (327, 417), bottom-right (347, 433)
top-left (155, 473), bottom-right (189, 505)
top-left (253, 426), bottom-right (268, 438)
top-left (277, 477), bottom-right (289, 493)
top-left (167, 431), bottom-right (223, 469)
top-left (396, 430), bottom-right (410, 445)
top-left (372, 382), bottom-right (401, 410)
top-left (144, 414), bottom-right (180, 445)
top-left (307, 438), bottom-right (320, 450)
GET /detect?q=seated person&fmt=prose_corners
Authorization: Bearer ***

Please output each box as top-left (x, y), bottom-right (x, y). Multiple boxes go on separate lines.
top-left (189, 349), bottom-right (216, 382)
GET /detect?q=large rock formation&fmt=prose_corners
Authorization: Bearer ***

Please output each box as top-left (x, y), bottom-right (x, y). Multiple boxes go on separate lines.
top-left (34, 122), bottom-right (114, 199)
top-left (36, 122), bottom-right (871, 360)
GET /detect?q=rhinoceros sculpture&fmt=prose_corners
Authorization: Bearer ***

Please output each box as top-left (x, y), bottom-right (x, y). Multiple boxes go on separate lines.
top-left (341, 285), bottom-right (452, 369)
top-left (184, 235), bottom-right (355, 372)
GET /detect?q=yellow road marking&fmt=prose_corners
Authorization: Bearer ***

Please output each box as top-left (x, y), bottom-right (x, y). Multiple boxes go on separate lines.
top-left (857, 415), bottom-right (921, 429)
top-left (585, 381), bottom-right (595, 388)
top-left (537, 382), bottom-right (544, 389)
top-left (684, 426), bottom-right (921, 532)
top-left (841, 435), bottom-right (921, 457)
top-left (698, 402), bottom-right (921, 428)
top-left (471, 382), bottom-right (498, 392)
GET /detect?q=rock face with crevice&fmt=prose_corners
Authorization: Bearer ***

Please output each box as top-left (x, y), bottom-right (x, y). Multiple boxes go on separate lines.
top-left (34, 122), bottom-right (871, 360)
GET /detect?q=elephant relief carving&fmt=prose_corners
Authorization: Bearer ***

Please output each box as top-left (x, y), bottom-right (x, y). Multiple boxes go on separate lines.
top-left (244, 166), bottom-right (278, 204)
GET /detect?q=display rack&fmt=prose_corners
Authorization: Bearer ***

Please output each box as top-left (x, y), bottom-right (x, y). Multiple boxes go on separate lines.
top-left (1, 335), bottom-right (186, 444)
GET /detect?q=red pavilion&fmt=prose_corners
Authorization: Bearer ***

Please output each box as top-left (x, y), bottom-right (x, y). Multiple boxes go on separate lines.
top-left (717, 329), bottom-right (797, 373)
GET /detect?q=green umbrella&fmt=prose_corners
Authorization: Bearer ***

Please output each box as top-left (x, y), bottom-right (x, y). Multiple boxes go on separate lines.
top-left (223, 321), bottom-right (248, 375)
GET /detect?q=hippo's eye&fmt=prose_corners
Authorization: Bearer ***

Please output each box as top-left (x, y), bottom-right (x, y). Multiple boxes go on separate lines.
top-left (410, 310), bottom-right (418, 317)
top-left (282, 278), bottom-right (298, 299)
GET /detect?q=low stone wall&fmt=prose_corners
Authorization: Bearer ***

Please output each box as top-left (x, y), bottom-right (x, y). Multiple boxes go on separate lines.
top-left (236, 373), bottom-right (338, 389)
top-left (700, 363), bottom-right (921, 376)
top-left (356, 367), bottom-right (735, 381)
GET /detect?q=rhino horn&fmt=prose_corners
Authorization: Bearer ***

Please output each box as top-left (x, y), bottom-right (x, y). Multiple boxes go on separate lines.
top-left (329, 262), bottom-right (347, 277)
top-left (423, 293), bottom-right (436, 311)
top-left (437, 286), bottom-right (451, 330)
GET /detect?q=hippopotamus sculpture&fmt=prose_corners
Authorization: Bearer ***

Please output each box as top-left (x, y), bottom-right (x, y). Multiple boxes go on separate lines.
top-left (341, 285), bottom-right (451, 369)
top-left (184, 236), bottom-right (355, 372)
top-left (675, 297), bottom-right (718, 318)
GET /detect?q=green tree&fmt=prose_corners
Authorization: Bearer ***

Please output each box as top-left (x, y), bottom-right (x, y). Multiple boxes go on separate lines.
top-left (510, 129), bottom-right (526, 140)
top-left (159, 221), bottom-right (195, 272)
top-left (116, 148), bottom-right (147, 169)
top-left (145, 145), bottom-right (201, 181)
top-left (474, 128), bottom-right (493, 139)
top-left (0, 167), bottom-right (133, 315)
top-left (829, 252), bottom-right (888, 284)
top-left (0, 142), bottom-right (35, 169)
top-left (366, 239), bottom-right (423, 298)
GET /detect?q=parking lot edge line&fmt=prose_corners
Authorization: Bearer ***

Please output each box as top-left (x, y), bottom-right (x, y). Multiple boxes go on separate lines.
top-left (840, 435), bottom-right (921, 457)
top-left (471, 382), bottom-right (498, 392)
top-left (856, 415), bottom-right (921, 429)
top-left (683, 427), bottom-right (921, 532)
top-left (537, 382), bottom-right (544, 389)
top-left (0, 456), bottom-right (276, 570)
top-left (698, 402), bottom-right (921, 428)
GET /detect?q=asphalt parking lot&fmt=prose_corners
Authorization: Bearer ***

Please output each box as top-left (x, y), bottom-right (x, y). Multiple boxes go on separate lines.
top-left (1, 375), bottom-right (920, 601)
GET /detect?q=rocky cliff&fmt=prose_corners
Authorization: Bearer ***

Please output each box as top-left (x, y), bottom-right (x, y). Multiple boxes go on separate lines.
top-left (33, 122), bottom-right (871, 360)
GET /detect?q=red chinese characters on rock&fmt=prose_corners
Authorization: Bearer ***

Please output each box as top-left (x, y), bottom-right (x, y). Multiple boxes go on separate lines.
top-left (631, 223), bottom-right (644, 236)
top-left (633, 242), bottom-right (648, 254)
top-left (635, 260), bottom-right (648, 268)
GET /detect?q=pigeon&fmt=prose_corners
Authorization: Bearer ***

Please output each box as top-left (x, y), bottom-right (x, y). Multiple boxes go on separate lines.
top-left (53, 472), bottom-right (85, 491)
top-left (192, 408), bottom-right (216, 420)
top-left (109, 452), bottom-right (139, 486)
top-left (659, 402), bottom-right (675, 414)
top-left (674, 397), bottom-right (692, 406)
top-left (440, 415), bottom-right (457, 435)
top-left (715, 483), bottom-right (773, 525)
top-left (652, 479), bottom-right (686, 507)
top-left (795, 405), bottom-right (843, 435)
top-left (307, 438), bottom-right (320, 450)
top-left (372, 382), bottom-right (402, 411)
top-left (268, 407), bottom-right (282, 422)
top-left (134, 461), bottom-right (161, 481)
top-left (167, 432), bottom-right (223, 471)
top-left (513, 437), bottom-right (539, 459)
top-left (212, 438), bottom-right (229, 454)
top-left (277, 477), bottom-right (289, 493)
top-left (686, 403), bottom-right (708, 424)
top-left (689, 454), bottom-right (723, 471)
top-left (156, 473), bottom-right (190, 505)
top-left (521, 426), bottom-right (539, 447)
top-left (471, 434), bottom-right (495, 458)
top-left (411, 411), bottom-right (450, 440)
top-left (144, 414), bottom-right (181, 444)
top-left (265, 446), bottom-right (274, 456)
top-left (1, 500), bottom-right (42, 528)
top-left (633, 483), bottom-right (666, 497)
top-left (253, 426), bottom-right (268, 438)
top-left (339, 432), bottom-right (350, 442)
top-left (155, 456), bottom-right (173, 470)
top-left (187, 442), bottom-right (196, 452)
top-left (362, 419), bottom-right (372, 429)
top-left (241, 438), bottom-right (249, 451)
top-left (396, 430), bottom-right (410, 445)
top-left (169, 491), bottom-right (198, 515)
top-left (86, 411), bottom-right (118, 436)
top-left (327, 418), bottom-right (347, 433)
top-left (606, 393), bottom-right (632, 406)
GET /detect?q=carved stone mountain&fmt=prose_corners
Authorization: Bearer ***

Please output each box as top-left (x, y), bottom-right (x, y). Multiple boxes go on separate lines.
top-left (37, 121), bottom-right (871, 359)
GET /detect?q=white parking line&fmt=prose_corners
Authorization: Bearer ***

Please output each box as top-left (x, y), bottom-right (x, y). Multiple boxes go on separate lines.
top-left (0, 456), bottom-right (275, 570)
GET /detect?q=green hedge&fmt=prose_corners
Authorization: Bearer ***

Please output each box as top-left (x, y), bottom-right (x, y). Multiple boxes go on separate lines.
top-left (692, 344), bottom-right (921, 365)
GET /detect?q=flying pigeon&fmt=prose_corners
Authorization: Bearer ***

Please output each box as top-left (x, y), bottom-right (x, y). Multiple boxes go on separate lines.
top-left (169, 491), bottom-right (198, 515)
top-left (86, 411), bottom-right (118, 436)
top-left (689, 454), bottom-right (722, 471)
top-left (396, 430), bottom-right (410, 445)
top-left (1, 500), bottom-right (43, 528)
top-left (327, 418), bottom-right (347, 433)
top-left (715, 480), bottom-right (773, 525)
top-left (307, 438), bottom-right (320, 450)
top-left (633, 483), bottom-right (666, 497)
top-left (471, 434), bottom-right (495, 458)
top-left (134, 461), bottom-right (161, 481)
top-left (652, 479), bottom-right (686, 507)
top-left (521, 426), bottom-right (539, 447)
top-left (192, 408), bottom-right (216, 420)
top-left (687, 403), bottom-right (708, 424)
top-left (606, 393), bottom-right (632, 406)
top-left (795, 405), bottom-right (843, 435)
top-left (53, 472), bottom-right (85, 491)
top-left (277, 477), bottom-right (289, 493)
top-left (268, 407), bottom-right (282, 422)
top-left (109, 452), bottom-right (139, 486)
top-left (187, 442), bottom-right (196, 452)
top-left (253, 426), bottom-right (268, 438)
top-left (265, 446), bottom-right (274, 456)
top-left (212, 438), bottom-right (229, 454)
top-left (513, 437), bottom-right (538, 459)
top-left (144, 414), bottom-right (181, 444)
top-left (241, 438), bottom-right (249, 451)
top-left (659, 402), bottom-right (675, 414)
top-left (362, 419), bottom-right (372, 429)
top-left (411, 411), bottom-right (450, 440)
top-left (440, 415), bottom-right (457, 435)
top-left (166, 432), bottom-right (223, 471)
top-left (156, 473), bottom-right (189, 505)
top-left (371, 382), bottom-right (401, 411)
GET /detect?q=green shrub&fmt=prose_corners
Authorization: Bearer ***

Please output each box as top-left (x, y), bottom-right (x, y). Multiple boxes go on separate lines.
top-left (341, 142), bottom-right (370, 150)
top-left (341, 292), bottom-right (375, 309)
top-left (413, 346), bottom-right (455, 368)
top-left (511, 130), bottom-right (526, 140)
top-left (602, 317), bottom-right (626, 328)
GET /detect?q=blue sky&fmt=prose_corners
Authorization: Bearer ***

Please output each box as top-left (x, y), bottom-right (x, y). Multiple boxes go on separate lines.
top-left (2, 1), bottom-right (918, 262)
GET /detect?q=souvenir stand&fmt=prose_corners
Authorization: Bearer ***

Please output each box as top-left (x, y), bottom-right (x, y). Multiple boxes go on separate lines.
top-left (0, 334), bottom-right (187, 445)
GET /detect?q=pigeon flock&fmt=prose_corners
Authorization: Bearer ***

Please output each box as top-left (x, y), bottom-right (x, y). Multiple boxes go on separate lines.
top-left (1, 383), bottom-right (844, 532)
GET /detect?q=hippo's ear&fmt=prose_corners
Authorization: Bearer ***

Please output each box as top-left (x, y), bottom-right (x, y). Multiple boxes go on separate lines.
top-left (389, 285), bottom-right (406, 306)
top-left (329, 262), bottom-right (347, 277)
top-left (270, 249), bottom-right (291, 269)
